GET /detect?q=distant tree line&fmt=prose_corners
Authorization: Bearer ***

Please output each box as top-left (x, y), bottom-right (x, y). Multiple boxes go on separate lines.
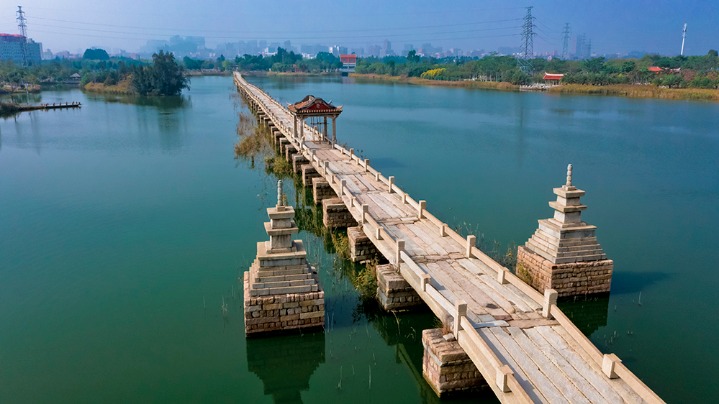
top-left (0, 49), bottom-right (189, 96)
top-left (352, 50), bottom-right (719, 89)
top-left (181, 47), bottom-right (343, 73)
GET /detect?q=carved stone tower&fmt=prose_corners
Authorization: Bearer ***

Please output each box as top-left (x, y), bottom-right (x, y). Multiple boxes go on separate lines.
top-left (516, 165), bottom-right (613, 297)
top-left (243, 180), bottom-right (325, 335)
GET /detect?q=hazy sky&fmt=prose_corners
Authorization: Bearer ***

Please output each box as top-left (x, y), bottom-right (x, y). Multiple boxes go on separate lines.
top-left (0, 0), bottom-right (716, 56)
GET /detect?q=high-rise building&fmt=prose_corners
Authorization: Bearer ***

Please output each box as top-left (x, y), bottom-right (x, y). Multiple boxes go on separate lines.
top-left (0, 33), bottom-right (42, 65)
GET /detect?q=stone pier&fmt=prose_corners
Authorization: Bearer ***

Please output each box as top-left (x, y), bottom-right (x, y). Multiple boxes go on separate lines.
top-left (284, 145), bottom-right (297, 162)
top-left (292, 154), bottom-right (309, 174)
top-left (312, 178), bottom-right (336, 205)
top-left (422, 329), bottom-right (484, 397)
top-left (376, 264), bottom-right (421, 311)
top-left (517, 164), bottom-right (613, 297)
top-left (347, 226), bottom-right (379, 263)
top-left (322, 197), bottom-right (357, 229)
top-left (243, 180), bottom-right (325, 335)
top-left (301, 165), bottom-right (321, 187)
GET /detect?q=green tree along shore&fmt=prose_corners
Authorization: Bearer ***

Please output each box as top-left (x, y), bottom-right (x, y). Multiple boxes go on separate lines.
top-left (1, 50), bottom-right (188, 96)
top-left (3, 47), bottom-right (719, 100)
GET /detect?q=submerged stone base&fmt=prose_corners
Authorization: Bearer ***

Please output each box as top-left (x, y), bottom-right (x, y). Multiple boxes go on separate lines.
top-left (376, 264), bottom-right (422, 311)
top-left (348, 226), bottom-right (379, 263)
top-left (243, 272), bottom-right (325, 335)
top-left (422, 329), bottom-right (484, 397)
top-left (517, 246), bottom-right (613, 297)
top-left (322, 197), bottom-right (357, 228)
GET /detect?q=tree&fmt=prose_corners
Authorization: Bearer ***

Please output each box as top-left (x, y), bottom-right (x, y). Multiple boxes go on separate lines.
top-left (132, 51), bottom-right (189, 96)
top-left (83, 48), bottom-right (110, 60)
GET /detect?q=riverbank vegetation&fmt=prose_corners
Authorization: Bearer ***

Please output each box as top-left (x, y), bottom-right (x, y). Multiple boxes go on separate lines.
top-left (1, 49), bottom-right (188, 96)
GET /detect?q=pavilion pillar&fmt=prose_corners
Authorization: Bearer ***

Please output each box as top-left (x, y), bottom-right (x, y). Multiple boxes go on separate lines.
top-left (332, 117), bottom-right (337, 144)
top-left (300, 118), bottom-right (304, 141)
top-left (293, 116), bottom-right (297, 139)
top-left (323, 117), bottom-right (328, 143)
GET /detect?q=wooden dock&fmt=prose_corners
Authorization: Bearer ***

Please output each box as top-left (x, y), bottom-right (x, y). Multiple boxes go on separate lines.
top-left (234, 72), bottom-right (663, 403)
top-left (0, 101), bottom-right (81, 114)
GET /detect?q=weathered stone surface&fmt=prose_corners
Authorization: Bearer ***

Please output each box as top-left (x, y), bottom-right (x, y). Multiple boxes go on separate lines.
top-left (322, 197), bottom-right (357, 228)
top-left (243, 181), bottom-right (325, 335)
top-left (292, 154), bottom-right (309, 174)
top-left (347, 226), bottom-right (379, 262)
top-left (312, 177), bottom-right (335, 204)
top-left (517, 246), bottom-right (613, 297)
top-left (301, 164), bottom-right (321, 187)
top-left (517, 165), bottom-right (613, 297)
top-left (376, 264), bottom-right (422, 311)
top-left (422, 328), bottom-right (484, 397)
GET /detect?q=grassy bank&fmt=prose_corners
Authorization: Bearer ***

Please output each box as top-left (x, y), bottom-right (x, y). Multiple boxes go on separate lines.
top-left (350, 73), bottom-right (518, 91)
top-left (350, 73), bottom-right (719, 101)
top-left (83, 77), bottom-right (135, 95)
top-left (547, 83), bottom-right (719, 101)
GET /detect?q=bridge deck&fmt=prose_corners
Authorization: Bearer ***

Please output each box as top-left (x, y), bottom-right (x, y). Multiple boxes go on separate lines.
top-left (235, 73), bottom-right (662, 404)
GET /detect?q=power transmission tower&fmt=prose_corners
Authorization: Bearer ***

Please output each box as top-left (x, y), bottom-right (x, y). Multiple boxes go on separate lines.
top-left (519, 6), bottom-right (536, 72)
top-left (561, 23), bottom-right (571, 59)
top-left (16, 6), bottom-right (28, 66)
top-left (680, 23), bottom-right (687, 56)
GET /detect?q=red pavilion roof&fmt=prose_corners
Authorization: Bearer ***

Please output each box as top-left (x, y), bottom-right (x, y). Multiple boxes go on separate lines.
top-left (288, 95), bottom-right (342, 117)
top-left (543, 73), bottom-right (565, 81)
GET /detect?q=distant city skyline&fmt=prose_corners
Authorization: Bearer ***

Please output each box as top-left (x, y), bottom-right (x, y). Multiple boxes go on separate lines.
top-left (0, 0), bottom-right (717, 58)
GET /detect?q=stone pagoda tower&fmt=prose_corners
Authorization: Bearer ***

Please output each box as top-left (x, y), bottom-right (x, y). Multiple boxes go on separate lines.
top-left (243, 180), bottom-right (325, 335)
top-left (516, 164), bottom-right (613, 297)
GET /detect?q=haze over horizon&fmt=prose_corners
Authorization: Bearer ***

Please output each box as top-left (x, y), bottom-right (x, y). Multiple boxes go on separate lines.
top-left (0, 0), bottom-right (717, 57)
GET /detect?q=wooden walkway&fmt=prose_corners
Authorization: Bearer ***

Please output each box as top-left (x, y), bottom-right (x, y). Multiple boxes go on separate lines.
top-left (234, 73), bottom-right (662, 404)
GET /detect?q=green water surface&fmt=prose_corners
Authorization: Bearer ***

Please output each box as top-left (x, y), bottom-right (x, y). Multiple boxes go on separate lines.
top-left (1, 76), bottom-right (718, 402)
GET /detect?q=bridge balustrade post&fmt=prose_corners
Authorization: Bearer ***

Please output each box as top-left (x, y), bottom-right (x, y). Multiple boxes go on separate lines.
top-left (323, 161), bottom-right (329, 175)
top-left (402, 193), bottom-right (407, 204)
top-left (542, 289), bottom-right (558, 318)
top-left (497, 269), bottom-right (508, 284)
top-left (340, 179), bottom-right (346, 196)
top-left (421, 274), bottom-right (430, 291)
top-left (388, 176), bottom-right (395, 193)
top-left (602, 354), bottom-right (621, 379)
top-left (375, 227), bottom-right (382, 240)
top-left (349, 148), bottom-right (354, 158)
top-left (364, 159), bottom-right (370, 172)
top-left (418, 200), bottom-right (426, 219)
top-left (453, 300), bottom-right (467, 335)
top-left (466, 235), bottom-right (476, 258)
top-left (395, 240), bottom-right (405, 267)
top-left (440, 223), bottom-right (447, 237)
top-left (361, 204), bottom-right (368, 224)
top-left (375, 172), bottom-right (380, 181)
top-left (496, 365), bottom-right (513, 393)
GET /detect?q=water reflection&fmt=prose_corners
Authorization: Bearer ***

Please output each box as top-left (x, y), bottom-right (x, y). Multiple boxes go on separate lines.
top-left (246, 332), bottom-right (325, 403)
top-left (558, 294), bottom-right (610, 336)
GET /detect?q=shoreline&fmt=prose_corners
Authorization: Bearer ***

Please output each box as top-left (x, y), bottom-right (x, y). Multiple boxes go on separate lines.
top-left (349, 73), bottom-right (719, 102)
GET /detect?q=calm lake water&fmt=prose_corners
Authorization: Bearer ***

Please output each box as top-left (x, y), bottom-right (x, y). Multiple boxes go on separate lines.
top-left (1, 76), bottom-right (718, 402)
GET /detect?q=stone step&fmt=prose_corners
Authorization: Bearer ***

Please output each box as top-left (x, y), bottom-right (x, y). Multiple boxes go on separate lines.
top-left (249, 284), bottom-right (319, 297)
top-left (255, 273), bottom-right (314, 283)
top-left (251, 278), bottom-right (318, 289)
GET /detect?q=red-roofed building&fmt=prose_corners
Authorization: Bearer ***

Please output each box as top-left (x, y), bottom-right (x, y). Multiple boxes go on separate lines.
top-left (543, 73), bottom-right (565, 85)
top-left (648, 66), bottom-right (663, 73)
top-left (339, 54), bottom-right (356, 75)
